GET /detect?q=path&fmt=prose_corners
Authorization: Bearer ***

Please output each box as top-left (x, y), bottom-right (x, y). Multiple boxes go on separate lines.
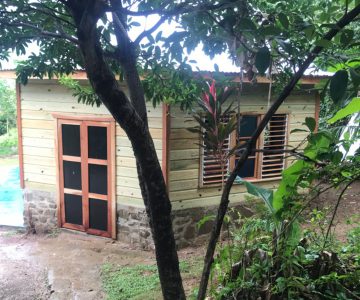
top-left (0, 228), bottom-right (155, 300)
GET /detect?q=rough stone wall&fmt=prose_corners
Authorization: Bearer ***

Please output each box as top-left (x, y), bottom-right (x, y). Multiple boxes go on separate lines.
top-left (22, 189), bottom-right (254, 249)
top-left (117, 202), bottom-right (254, 250)
top-left (117, 205), bottom-right (154, 250)
top-left (23, 189), bottom-right (57, 234)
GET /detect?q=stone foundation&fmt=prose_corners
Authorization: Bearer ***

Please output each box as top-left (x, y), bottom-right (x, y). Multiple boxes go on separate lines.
top-left (23, 189), bottom-right (57, 234)
top-left (117, 202), bottom-right (254, 250)
top-left (22, 189), bottom-right (253, 249)
top-left (117, 205), bottom-right (154, 250)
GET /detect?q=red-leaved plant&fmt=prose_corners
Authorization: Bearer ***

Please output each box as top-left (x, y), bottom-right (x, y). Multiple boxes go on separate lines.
top-left (190, 80), bottom-right (238, 187)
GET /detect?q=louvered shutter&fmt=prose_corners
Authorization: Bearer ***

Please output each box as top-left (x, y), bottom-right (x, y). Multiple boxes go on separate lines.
top-left (261, 114), bottom-right (288, 178)
top-left (201, 115), bottom-right (231, 186)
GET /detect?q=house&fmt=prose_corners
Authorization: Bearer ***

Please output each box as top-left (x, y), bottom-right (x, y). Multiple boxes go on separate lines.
top-left (0, 70), bottom-right (322, 249)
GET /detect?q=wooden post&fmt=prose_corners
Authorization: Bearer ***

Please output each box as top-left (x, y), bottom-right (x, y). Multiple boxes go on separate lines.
top-left (16, 83), bottom-right (25, 189)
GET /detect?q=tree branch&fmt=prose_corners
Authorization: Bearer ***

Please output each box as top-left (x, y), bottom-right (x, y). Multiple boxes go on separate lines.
top-left (1, 20), bottom-right (78, 44)
top-left (134, 15), bottom-right (168, 45)
top-left (197, 4), bottom-right (360, 300)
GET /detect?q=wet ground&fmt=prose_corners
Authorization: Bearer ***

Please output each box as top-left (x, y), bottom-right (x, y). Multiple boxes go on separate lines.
top-left (0, 228), bottom-right (157, 300)
top-left (0, 160), bottom-right (23, 227)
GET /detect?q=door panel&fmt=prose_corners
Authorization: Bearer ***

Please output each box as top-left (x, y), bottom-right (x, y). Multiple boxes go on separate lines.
top-left (64, 194), bottom-right (83, 225)
top-left (88, 126), bottom-right (107, 159)
top-left (88, 164), bottom-right (107, 195)
top-left (63, 161), bottom-right (82, 190)
top-left (61, 124), bottom-right (81, 156)
top-left (89, 198), bottom-right (108, 231)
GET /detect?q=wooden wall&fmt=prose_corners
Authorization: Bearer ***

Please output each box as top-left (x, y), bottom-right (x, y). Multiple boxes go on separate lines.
top-left (168, 84), bottom-right (317, 210)
top-left (20, 79), bottom-right (163, 208)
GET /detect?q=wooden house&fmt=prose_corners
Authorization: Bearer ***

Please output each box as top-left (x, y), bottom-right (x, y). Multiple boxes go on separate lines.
top-left (0, 70), bottom-right (321, 249)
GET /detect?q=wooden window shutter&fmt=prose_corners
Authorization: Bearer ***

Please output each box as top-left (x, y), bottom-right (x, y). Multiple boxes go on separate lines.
top-left (261, 114), bottom-right (288, 179)
top-left (201, 115), bottom-right (232, 186)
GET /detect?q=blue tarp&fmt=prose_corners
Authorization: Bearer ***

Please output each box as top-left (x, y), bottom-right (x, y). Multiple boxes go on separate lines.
top-left (0, 166), bottom-right (24, 226)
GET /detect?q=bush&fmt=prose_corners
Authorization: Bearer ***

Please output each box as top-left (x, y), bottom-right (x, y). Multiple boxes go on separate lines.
top-left (0, 128), bottom-right (18, 157)
top-left (209, 211), bottom-right (360, 300)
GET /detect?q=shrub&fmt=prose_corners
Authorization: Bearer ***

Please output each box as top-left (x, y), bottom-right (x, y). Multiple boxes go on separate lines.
top-left (0, 128), bottom-right (18, 157)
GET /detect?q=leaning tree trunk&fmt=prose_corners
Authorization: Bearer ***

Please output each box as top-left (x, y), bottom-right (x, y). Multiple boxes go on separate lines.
top-left (66, 2), bottom-right (186, 299)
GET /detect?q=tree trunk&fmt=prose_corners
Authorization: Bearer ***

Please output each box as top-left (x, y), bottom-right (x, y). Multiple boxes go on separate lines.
top-left (66, 2), bottom-right (186, 299)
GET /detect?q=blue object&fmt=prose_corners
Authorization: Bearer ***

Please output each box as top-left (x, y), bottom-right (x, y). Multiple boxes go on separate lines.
top-left (0, 166), bottom-right (24, 227)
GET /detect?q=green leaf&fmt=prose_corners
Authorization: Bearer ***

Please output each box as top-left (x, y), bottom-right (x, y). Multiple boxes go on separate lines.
top-left (290, 128), bottom-right (309, 133)
top-left (303, 25), bottom-right (315, 40)
top-left (349, 68), bottom-right (360, 89)
top-left (196, 214), bottom-right (215, 229)
top-left (238, 179), bottom-right (274, 215)
top-left (305, 117), bottom-right (316, 132)
top-left (340, 29), bottom-right (353, 46)
top-left (237, 18), bottom-right (257, 31)
top-left (260, 26), bottom-right (281, 36)
top-left (314, 39), bottom-right (332, 48)
top-left (329, 70), bottom-right (348, 104)
top-left (255, 46), bottom-right (271, 75)
top-left (130, 21), bottom-right (141, 27)
top-left (328, 97), bottom-right (360, 124)
top-left (278, 13), bottom-right (289, 29)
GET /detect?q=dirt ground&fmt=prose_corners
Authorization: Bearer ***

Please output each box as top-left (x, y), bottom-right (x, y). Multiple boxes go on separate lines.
top-left (0, 228), bottom-right (204, 300)
top-left (311, 181), bottom-right (360, 241)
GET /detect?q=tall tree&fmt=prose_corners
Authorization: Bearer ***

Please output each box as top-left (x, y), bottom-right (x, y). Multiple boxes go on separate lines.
top-left (0, 1), bottom-right (359, 299)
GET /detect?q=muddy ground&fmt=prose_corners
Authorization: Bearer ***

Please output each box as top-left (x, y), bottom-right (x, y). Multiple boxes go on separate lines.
top-left (0, 228), bottom-right (204, 300)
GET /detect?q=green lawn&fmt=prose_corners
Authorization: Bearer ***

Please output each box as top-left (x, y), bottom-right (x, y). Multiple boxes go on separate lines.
top-left (101, 258), bottom-right (202, 300)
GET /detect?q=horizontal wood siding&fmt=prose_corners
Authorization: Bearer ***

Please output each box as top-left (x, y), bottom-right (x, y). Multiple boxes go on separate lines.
top-left (21, 80), bottom-right (163, 208)
top-left (168, 85), bottom-right (317, 210)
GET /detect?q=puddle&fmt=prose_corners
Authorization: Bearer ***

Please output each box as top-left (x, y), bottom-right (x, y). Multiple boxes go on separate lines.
top-left (0, 166), bottom-right (24, 226)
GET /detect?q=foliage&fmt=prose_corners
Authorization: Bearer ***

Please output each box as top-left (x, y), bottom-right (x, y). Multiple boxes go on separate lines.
top-left (328, 97), bottom-right (360, 124)
top-left (0, 80), bottom-right (16, 135)
top-left (210, 212), bottom-right (360, 300)
top-left (58, 77), bottom-right (102, 107)
top-left (0, 128), bottom-right (18, 157)
top-left (194, 59), bottom-right (360, 299)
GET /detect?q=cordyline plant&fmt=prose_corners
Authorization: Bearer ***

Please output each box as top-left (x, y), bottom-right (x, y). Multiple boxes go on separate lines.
top-left (190, 80), bottom-right (237, 187)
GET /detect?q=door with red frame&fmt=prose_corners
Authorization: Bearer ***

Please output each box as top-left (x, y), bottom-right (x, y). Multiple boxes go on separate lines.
top-left (56, 118), bottom-right (115, 238)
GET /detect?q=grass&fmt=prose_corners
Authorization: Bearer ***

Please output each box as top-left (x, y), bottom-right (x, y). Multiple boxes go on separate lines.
top-left (101, 258), bottom-right (203, 300)
top-left (0, 128), bottom-right (18, 157)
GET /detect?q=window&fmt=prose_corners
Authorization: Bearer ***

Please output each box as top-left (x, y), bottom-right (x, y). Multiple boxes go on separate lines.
top-left (200, 113), bottom-right (288, 186)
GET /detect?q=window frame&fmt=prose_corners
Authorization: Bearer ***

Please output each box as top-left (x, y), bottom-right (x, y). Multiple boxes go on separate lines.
top-left (199, 112), bottom-right (289, 187)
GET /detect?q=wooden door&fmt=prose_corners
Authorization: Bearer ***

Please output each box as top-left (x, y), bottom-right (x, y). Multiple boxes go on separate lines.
top-left (57, 117), bottom-right (115, 238)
